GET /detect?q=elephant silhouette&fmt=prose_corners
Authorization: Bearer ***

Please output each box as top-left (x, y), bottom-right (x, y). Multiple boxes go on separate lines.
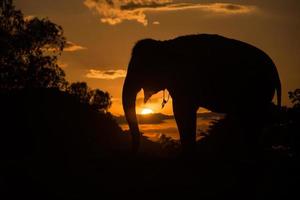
top-left (122, 34), bottom-right (281, 153)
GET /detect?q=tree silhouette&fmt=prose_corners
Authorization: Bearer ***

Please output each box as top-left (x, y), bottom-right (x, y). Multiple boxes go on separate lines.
top-left (289, 89), bottom-right (300, 109)
top-left (66, 82), bottom-right (91, 104)
top-left (0, 0), bottom-right (67, 90)
top-left (66, 81), bottom-right (112, 112)
top-left (90, 89), bottom-right (112, 112)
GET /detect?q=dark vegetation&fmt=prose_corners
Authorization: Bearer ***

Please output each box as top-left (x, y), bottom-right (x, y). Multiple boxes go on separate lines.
top-left (1, 89), bottom-right (299, 199)
top-left (1, 1), bottom-right (299, 199)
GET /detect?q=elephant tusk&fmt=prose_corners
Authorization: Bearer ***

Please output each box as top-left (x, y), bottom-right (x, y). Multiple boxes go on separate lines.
top-left (161, 89), bottom-right (170, 108)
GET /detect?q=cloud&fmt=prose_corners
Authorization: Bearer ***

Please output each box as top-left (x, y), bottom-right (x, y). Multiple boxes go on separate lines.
top-left (43, 41), bottom-right (86, 52)
top-left (83, 0), bottom-right (257, 26)
top-left (86, 69), bottom-right (127, 79)
top-left (57, 61), bottom-right (68, 68)
top-left (64, 41), bottom-right (87, 52)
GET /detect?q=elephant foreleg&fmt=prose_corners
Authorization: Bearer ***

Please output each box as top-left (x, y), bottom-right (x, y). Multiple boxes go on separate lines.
top-left (173, 101), bottom-right (197, 153)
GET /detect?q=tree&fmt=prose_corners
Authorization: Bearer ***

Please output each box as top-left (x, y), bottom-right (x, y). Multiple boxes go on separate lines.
top-left (90, 89), bottom-right (112, 112)
top-left (66, 82), bottom-right (112, 112)
top-left (0, 0), bottom-right (67, 90)
top-left (66, 82), bottom-right (92, 104)
top-left (288, 89), bottom-right (300, 109)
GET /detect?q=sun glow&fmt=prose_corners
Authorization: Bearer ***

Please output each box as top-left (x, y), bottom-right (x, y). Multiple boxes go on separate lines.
top-left (141, 108), bottom-right (154, 115)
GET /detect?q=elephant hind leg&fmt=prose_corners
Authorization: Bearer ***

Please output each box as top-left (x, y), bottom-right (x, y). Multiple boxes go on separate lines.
top-left (236, 107), bottom-right (269, 160)
top-left (173, 102), bottom-right (197, 154)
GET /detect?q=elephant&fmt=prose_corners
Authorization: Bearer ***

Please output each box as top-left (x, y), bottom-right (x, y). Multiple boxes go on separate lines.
top-left (122, 34), bottom-right (281, 153)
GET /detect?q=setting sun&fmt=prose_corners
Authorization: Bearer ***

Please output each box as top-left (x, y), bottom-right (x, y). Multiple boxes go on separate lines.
top-left (141, 108), bottom-right (154, 115)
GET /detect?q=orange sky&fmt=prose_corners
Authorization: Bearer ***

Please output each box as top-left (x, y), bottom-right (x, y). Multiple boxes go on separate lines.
top-left (16, 0), bottom-right (300, 115)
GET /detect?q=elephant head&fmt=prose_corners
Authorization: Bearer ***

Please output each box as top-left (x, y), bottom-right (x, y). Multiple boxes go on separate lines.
top-left (122, 39), bottom-right (168, 151)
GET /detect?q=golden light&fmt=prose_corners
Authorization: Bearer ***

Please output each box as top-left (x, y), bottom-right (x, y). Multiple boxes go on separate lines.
top-left (141, 108), bottom-right (154, 115)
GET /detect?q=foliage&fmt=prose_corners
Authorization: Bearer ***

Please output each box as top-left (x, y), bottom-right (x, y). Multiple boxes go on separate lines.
top-left (157, 134), bottom-right (180, 156)
top-left (66, 81), bottom-right (112, 112)
top-left (288, 89), bottom-right (300, 109)
top-left (66, 82), bottom-right (91, 104)
top-left (1, 88), bottom-right (299, 198)
top-left (90, 89), bottom-right (112, 112)
top-left (0, 0), bottom-right (111, 112)
top-left (0, 0), bottom-right (67, 90)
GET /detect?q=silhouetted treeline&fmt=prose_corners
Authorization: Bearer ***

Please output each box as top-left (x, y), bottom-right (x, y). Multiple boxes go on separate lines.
top-left (1, 88), bottom-right (299, 199)
top-left (0, 88), bottom-right (160, 158)
top-left (67, 82), bottom-right (112, 112)
top-left (0, 88), bottom-right (163, 198)
top-left (0, 1), bottom-right (111, 112)
top-left (0, 0), bottom-right (67, 90)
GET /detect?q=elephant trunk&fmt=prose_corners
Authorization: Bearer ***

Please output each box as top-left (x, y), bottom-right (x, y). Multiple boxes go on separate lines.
top-left (122, 74), bottom-right (141, 152)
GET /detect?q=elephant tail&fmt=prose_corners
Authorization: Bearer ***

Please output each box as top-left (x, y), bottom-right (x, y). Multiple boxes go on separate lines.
top-left (274, 67), bottom-right (281, 108)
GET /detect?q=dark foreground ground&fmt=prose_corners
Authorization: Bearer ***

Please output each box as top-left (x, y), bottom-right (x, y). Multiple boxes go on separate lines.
top-left (1, 89), bottom-right (299, 199)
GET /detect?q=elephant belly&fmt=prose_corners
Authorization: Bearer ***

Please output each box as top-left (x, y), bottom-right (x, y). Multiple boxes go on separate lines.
top-left (196, 95), bottom-right (231, 114)
top-left (195, 74), bottom-right (274, 114)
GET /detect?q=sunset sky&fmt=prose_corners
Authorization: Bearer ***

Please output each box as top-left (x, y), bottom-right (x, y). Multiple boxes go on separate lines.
top-left (15, 0), bottom-right (300, 115)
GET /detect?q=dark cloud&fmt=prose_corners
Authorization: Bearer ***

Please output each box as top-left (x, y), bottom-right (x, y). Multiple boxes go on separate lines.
top-left (115, 112), bottom-right (223, 124)
top-left (103, 71), bottom-right (117, 75)
top-left (105, 0), bottom-right (114, 6)
top-left (222, 4), bottom-right (243, 11)
top-left (120, 1), bottom-right (170, 10)
top-left (115, 113), bottom-right (173, 124)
